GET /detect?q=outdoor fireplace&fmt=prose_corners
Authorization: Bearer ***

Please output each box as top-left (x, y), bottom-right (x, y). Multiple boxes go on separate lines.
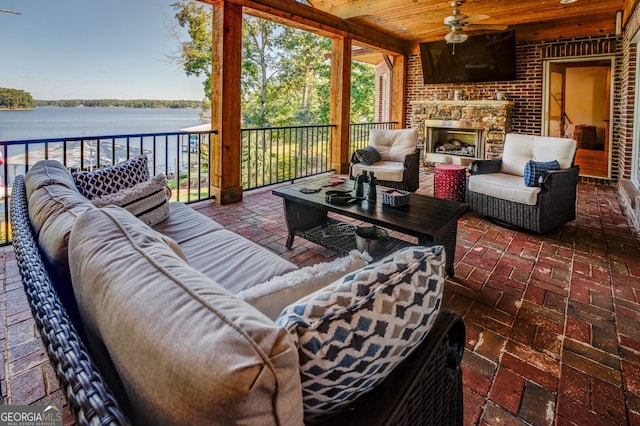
top-left (410, 100), bottom-right (514, 164)
top-left (424, 120), bottom-right (484, 165)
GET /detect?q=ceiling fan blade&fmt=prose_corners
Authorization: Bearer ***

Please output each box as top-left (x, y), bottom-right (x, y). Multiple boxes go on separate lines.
top-left (465, 14), bottom-right (490, 23)
top-left (466, 24), bottom-right (508, 31)
top-left (0, 8), bottom-right (21, 14)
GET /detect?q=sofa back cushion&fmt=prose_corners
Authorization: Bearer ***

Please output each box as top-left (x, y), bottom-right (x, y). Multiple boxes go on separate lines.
top-left (25, 159), bottom-right (79, 197)
top-left (369, 128), bottom-right (418, 162)
top-left (69, 206), bottom-right (303, 426)
top-left (500, 134), bottom-right (576, 176)
top-left (25, 160), bottom-right (96, 325)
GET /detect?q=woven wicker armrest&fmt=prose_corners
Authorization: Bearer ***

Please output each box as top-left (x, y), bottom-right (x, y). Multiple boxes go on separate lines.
top-left (10, 176), bottom-right (130, 426)
top-left (403, 150), bottom-right (421, 192)
top-left (310, 310), bottom-right (465, 426)
top-left (468, 159), bottom-right (502, 175)
top-left (403, 150), bottom-right (420, 168)
top-left (539, 166), bottom-right (580, 190)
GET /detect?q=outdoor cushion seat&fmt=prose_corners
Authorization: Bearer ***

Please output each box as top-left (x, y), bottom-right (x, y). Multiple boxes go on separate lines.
top-left (350, 128), bottom-right (420, 192)
top-left (467, 133), bottom-right (579, 233)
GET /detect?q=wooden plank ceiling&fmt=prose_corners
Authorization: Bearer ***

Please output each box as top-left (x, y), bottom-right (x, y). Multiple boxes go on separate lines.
top-left (307, 0), bottom-right (629, 46)
top-left (210, 0), bottom-right (635, 64)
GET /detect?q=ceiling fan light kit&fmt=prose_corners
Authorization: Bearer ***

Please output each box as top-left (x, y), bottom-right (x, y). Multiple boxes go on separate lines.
top-left (445, 29), bottom-right (468, 44)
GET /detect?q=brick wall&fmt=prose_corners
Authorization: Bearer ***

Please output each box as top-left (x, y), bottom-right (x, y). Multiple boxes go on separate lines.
top-left (405, 34), bottom-right (622, 182)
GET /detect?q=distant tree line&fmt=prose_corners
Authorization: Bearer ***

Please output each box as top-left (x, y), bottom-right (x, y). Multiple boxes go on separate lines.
top-left (0, 87), bottom-right (36, 109)
top-left (35, 99), bottom-right (201, 109)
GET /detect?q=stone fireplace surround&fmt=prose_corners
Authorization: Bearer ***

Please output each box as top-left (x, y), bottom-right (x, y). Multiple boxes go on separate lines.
top-left (411, 100), bottom-right (514, 165)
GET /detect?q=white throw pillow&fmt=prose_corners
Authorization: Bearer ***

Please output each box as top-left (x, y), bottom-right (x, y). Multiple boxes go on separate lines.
top-left (91, 174), bottom-right (170, 227)
top-left (236, 250), bottom-right (372, 320)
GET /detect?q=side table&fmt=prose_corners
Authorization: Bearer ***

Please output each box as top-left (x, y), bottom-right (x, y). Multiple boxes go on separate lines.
top-left (434, 164), bottom-right (467, 202)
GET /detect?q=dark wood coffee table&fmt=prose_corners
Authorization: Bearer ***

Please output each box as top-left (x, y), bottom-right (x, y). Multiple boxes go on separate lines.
top-left (272, 176), bottom-right (469, 276)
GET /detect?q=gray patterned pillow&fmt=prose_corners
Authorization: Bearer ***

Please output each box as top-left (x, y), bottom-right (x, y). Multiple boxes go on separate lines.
top-left (276, 245), bottom-right (445, 419)
top-left (354, 146), bottom-right (382, 165)
top-left (91, 174), bottom-right (171, 227)
top-left (73, 155), bottom-right (150, 199)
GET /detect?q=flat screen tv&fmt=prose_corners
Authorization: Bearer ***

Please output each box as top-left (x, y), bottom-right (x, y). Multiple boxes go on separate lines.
top-left (419, 30), bottom-right (517, 84)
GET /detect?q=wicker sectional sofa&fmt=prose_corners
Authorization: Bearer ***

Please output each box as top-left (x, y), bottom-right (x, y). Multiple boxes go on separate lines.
top-left (11, 159), bottom-right (465, 425)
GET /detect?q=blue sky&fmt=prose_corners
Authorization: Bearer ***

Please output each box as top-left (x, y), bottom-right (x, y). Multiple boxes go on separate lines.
top-left (0, 0), bottom-right (205, 100)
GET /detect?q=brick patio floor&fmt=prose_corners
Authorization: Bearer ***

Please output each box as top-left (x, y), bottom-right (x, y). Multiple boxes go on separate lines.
top-left (1, 172), bottom-right (639, 425)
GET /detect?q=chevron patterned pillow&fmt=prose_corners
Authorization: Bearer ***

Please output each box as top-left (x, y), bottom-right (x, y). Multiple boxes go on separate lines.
top-left (276, 245), bottom-right (445, 419)
top-left (73, 155), bottom-right (150, 199)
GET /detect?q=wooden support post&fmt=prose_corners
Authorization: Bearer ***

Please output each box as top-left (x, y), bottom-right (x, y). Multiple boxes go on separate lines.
top-left (329, 37), bottom-right (352, 175)
top-left (210, 1), bottom-right (243, 204)
top-left (390, 54), bottom-right (406, 127)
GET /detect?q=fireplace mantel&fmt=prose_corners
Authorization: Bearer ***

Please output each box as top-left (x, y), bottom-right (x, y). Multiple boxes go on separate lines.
top-left (411, 99), bottom-right (514, 160)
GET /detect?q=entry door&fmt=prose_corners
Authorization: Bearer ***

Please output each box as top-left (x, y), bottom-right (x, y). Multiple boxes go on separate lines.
top-left (543, 58), bottom-right (613, 179)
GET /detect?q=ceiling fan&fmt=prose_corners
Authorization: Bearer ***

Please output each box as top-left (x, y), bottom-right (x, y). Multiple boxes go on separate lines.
top-left (439, 1), bottom-right (507, 51)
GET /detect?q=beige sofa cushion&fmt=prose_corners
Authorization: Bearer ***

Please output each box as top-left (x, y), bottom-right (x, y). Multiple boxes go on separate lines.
top-left (237, 250), bottom-right (372, 320)
top-left (69, 206), bottom-right (304, 426)
top-left (152, 202), bottom-right (224, 243)
top-left (369, 128), bottom-right (418, 162)
top-left (467, 172), bottom-right (541, 205)
top-left (24, 159), bottom-right (79, 197)
top-left (24, 161), bottom-right (95, 279)
top-left (153, 203), bottom-right (298, 293)
top-left (180, 229), bottom-right (298, 293)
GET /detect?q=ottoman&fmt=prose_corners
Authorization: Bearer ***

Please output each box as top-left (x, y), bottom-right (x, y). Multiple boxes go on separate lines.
top-left (434, 164), bottom-right (466, 202)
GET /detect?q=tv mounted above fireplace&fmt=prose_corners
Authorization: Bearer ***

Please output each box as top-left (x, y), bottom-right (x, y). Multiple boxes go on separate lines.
top-left (419, 30), bottom-right (517, 84)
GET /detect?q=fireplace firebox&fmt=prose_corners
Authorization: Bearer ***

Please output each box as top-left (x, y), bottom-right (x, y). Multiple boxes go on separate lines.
top-left (424, 120), bottom-right (484, 165)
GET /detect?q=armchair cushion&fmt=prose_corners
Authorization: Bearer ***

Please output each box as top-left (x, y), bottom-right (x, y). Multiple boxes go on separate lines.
top-left (369, 128), bottom-right (418, 162)
top-left (350, 161), bottom-right (405, 183)
top-left (523, 160), bottom-right (560, 187)
top-left (276, 245), bottom-right (445, 419)
top-left (468, 173), bottom-right (541, 205)
top-left (353, 146), bottom-right (381, 165)
top-left (500, 134), bottom-right (576, 176)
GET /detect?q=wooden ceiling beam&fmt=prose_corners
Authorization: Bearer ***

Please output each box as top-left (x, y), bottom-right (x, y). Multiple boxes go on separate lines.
top-left (200, 0), bottom-right (411, 55)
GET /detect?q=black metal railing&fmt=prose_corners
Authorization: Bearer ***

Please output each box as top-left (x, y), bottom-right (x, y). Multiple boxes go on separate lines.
top-left (0, 131), bottom-right (214, 243)
top-left (242, 124), bottom-right (334, 190)
top-left (0, 121), bottom-right (397, 244)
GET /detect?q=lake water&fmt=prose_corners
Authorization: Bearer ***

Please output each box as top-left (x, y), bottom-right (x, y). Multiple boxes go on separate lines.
top-left (0, 107), bottom-right (204, 141)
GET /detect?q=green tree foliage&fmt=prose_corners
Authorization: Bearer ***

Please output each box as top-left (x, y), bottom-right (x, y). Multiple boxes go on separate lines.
top-left (169, 0), bottom-right (375, 127)
top-left (0, 88), bottom-right (36, 109)
top-left (170, 0), bottom-right (212, 105)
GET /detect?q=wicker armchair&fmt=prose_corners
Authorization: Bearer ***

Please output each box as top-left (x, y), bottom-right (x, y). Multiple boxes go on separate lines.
top-left (467, 133), bottom-right (579, 234)
top-left (350, 128), bottom-right (420, 192)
